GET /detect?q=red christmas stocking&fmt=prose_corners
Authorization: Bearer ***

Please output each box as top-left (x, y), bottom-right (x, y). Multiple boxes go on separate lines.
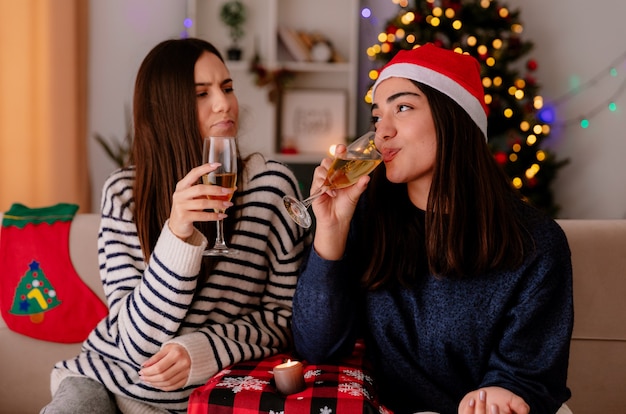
top-left (0, 203), bottom-right (108, 343)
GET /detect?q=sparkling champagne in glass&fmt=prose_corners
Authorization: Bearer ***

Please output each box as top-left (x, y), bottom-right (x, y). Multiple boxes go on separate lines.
top-left (202, 136), bottom-right (238, 256)
top-left (283, 131), bottom-right (382, 228)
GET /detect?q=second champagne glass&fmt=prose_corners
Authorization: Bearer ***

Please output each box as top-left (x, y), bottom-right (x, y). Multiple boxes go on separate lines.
top-left (202, 136), bottom-right (238, 256)
top-left (282, 131), bottom-right (382, 228)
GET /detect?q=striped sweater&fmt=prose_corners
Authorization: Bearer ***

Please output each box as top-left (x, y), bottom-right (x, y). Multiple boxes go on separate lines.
top-left (50, 154), bottom-right (310, 413)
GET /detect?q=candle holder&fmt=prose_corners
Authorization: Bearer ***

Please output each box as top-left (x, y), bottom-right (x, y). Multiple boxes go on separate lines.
top-left (273, 359), bottom-right (305, 395)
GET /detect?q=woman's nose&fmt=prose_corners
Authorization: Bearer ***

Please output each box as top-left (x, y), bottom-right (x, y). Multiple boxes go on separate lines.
top-left (213, 91), bottom-right (230, 112)
top-left (375, 122), bottom-right (395, 142)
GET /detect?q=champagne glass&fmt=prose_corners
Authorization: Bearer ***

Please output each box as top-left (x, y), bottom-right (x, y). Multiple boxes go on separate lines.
top-left (283, 131), bottom-right (382, 228)
top-left (202, 136), bottom-right (238, 256)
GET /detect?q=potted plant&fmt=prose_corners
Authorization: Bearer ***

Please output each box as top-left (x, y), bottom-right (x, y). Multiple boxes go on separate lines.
top-left (220, 0), bottom-right (247, 61)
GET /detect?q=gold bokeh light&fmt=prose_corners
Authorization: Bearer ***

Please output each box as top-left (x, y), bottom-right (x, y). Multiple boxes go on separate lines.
top-left (520, 121), bottom-right (530, 132)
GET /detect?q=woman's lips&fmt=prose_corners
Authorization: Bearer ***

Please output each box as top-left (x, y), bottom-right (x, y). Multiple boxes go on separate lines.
top-left (212, 119), bottom-right (236, 134)
top-left (382, 148), bottom-right (399, 163)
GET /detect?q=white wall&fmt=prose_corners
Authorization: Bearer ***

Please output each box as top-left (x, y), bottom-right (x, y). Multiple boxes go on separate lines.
top-left (88, 0), bottom-right (187, 210)
top-left (89, 0), bottom-right (626, 218)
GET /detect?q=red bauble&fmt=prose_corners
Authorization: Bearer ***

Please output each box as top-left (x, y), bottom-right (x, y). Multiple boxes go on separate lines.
top-left (494, 152), bottom-right (508, 165)
top-left (442, 0), bottom-right (462, 12)
top-left (386, 25), bottom-right (398, 35)
top-left (526, 59), bottom-right (538, 71)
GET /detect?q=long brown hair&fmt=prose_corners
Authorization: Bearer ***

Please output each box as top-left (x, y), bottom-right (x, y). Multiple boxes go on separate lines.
top-left (360, 82), bottom-right (529, 289)
top-left (129, 38), bottom-right (228, 261)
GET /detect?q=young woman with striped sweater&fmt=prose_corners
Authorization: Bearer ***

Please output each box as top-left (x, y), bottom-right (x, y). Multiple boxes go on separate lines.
top-left (41, 38), bottom-right (309, 413)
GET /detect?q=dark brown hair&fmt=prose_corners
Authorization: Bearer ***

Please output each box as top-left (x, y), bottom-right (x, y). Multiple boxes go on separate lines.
top-left (129, 38), bottom-right (229, 261)
top-left (360, 81), bottom-right (528, 289)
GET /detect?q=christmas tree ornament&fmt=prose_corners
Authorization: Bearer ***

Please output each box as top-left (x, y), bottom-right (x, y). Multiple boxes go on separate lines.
top-left (0, 203), bottom-right (108, 343)
top-left (10, 260), bottom-right (61, 323)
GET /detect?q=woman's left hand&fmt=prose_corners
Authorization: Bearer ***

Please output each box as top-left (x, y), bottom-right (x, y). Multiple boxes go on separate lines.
top-left (458, 387), bottom-right (530, 414)
top-left (139, 343), bottom-right (192, 391)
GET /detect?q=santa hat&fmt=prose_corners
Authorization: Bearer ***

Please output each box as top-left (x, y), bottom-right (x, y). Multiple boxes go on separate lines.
top-left (372, 43), bottom-right (488, 138)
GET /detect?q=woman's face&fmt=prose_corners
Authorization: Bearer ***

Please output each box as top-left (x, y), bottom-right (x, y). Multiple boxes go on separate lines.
top-left (194, 52), bottom-right (239, 138)
top-left (371, 77), bottom-right (437, 206)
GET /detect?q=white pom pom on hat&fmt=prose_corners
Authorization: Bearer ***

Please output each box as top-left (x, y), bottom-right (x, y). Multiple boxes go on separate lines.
top-left (372, 43), bottom-right (489, 138)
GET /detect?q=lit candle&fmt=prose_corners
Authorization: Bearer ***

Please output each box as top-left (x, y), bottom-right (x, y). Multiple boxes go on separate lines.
top-left (273, 359), bottom-right (305, 395)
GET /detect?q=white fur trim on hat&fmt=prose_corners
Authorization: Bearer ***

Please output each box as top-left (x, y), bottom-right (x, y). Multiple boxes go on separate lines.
top-left (373, 63), bottom-right (488, 138)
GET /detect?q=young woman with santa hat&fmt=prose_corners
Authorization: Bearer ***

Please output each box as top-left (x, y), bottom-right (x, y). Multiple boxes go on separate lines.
top-left (291, 44), bottom-right (573, 414)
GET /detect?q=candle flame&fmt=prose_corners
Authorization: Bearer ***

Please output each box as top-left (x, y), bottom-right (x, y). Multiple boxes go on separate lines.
top-left (275, 359), bottom-right (299, 369)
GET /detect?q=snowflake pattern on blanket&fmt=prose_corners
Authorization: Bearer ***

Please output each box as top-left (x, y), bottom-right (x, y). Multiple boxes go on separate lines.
top-left (187, 340), bottom-right (394, 414)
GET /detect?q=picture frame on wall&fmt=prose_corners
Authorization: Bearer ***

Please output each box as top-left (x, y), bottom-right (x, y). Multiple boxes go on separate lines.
top-left (280, 89), bottom-right (347, 154)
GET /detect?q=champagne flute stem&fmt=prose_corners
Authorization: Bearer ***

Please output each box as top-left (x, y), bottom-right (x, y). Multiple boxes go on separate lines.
top-left (300, 185), bottom-right (329, 209)
top-left (213, 218), bottom-right (227, 249)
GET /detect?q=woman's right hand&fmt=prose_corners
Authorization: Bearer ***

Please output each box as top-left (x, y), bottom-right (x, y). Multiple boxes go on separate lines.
top-left (168, 163), bottom-right (234, 241)
top-left (458, 387), bottom-right (529, 414)
top-left (310, 145), bottom-right (371, 260)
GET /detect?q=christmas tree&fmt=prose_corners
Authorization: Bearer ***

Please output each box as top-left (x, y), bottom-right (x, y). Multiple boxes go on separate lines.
top-left (10, 260), bottom-right (61, 323)
top-left (366, 0), bottom-right (568, 216)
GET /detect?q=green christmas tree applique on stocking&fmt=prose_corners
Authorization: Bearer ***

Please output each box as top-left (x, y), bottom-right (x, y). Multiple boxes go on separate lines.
top-left (0, 203), bottom-right (108, 343)
top-left (11, 260), bottom-right (61, 323)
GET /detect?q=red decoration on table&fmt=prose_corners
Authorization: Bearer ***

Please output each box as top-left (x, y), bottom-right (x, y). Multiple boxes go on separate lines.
top-left (188, 340), bottom-right (393, 414)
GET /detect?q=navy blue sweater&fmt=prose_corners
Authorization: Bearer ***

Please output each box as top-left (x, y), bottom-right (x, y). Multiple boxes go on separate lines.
top-left (292, 201), bottom-right (573, 414)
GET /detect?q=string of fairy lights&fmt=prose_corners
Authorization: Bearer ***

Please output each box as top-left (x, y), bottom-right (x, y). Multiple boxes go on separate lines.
top-left (538, 49), bottom-right (626, 130)
top-left (357, 0), bottom-right (626, 210)
top-left (361, 0), bottom-right (552, 145)
top-left (361, 0), bottom-right (626, 133)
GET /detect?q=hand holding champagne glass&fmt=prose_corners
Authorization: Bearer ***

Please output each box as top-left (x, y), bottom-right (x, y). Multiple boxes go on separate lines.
top-left (202, 136), bottom-right (238, 256)
top-left (283, 131), bottom-right (382, 228)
